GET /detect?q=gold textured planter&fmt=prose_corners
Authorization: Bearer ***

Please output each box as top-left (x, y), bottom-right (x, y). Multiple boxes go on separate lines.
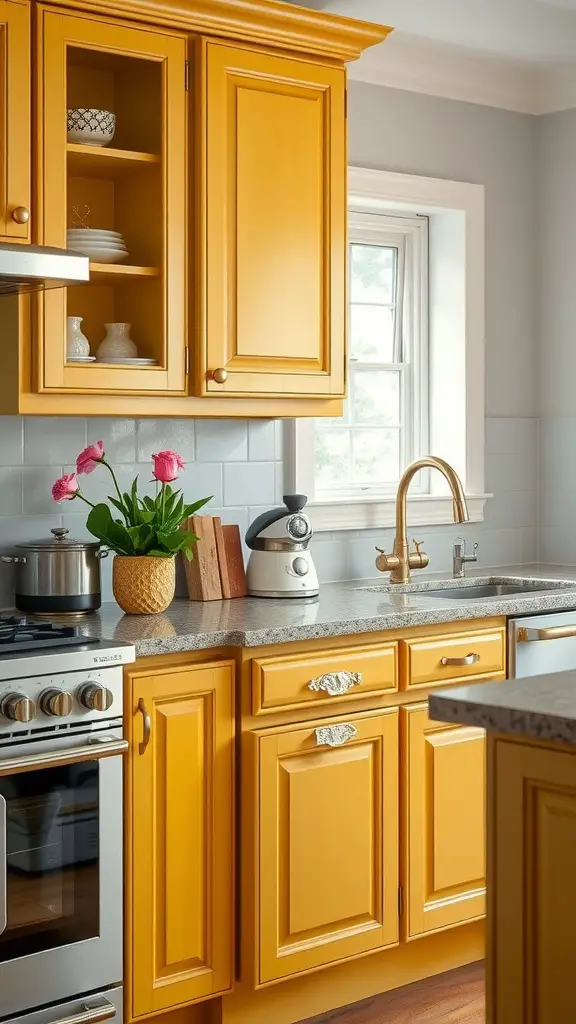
top-left (113, 555), bottom-right (176, 615)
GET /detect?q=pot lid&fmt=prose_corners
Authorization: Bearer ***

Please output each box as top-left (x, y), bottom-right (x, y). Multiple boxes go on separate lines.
top-left (16, 527), bottom-right (101, 551)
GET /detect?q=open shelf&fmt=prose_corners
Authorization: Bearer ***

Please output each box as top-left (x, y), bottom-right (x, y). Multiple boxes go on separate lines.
top-left (67, 143), bottom-right (160, 177)
top-left (89, 263), bottom-right (160, 282)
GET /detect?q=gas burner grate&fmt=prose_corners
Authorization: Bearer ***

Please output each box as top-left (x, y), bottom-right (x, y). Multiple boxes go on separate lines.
top-left (0, 615), bottom-right (98, 652)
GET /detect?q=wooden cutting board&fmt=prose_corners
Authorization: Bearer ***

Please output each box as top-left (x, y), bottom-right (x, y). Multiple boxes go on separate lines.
top-left (183, 515), bottom-right (223, 601)
top-left (221, 524), bottom-right (247, 599)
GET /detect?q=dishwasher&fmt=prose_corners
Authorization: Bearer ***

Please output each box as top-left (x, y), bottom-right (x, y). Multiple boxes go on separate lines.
top-left (509, 610), bottom-right (576, 678)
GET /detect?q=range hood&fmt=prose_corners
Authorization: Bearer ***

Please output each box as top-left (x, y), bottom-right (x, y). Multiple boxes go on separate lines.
top-left (0, 242), bottom-right (90, 294)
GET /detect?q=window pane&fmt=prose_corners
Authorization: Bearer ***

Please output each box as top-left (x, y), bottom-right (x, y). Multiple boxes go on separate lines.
top-left (315, 430), bottom-right (351, 487)
top-left (350, 305), bottom-right (395, 362)
top-left (352, 429), bottom-right (400, 484)
top-left (350, 243), bottom-right (396, 304)
top-left (352, 370), bottom-right (400, 426)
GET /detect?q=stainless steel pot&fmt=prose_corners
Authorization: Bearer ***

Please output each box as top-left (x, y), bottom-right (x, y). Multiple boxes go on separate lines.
top-left (2, 527), bottom-right (107, 613)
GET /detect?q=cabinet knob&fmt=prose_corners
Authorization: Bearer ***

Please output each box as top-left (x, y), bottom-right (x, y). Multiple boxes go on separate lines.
top-left (11, 206), bottom-right (30, 225)
top-left (211, 367), bottom-right (228, 384)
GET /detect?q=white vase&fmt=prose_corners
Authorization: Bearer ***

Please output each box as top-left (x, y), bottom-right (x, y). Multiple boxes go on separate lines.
top-left (66, 316), bottom-right (90, 359)
top-left (96, 322), bottom-right (138, 362)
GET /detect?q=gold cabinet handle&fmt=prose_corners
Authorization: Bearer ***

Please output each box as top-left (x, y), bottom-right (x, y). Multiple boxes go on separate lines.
top-left (315, 723), bottom-right (358, 747)
top-left (517, 625), bottom-right (576, 642)
top-left (211, 367), bottom-right (228, 384)
top-left (308, 670), bottom-right (362, 696)
top-left (138, 697), bottom-right (151, 754)
top-left (440, 653), bottom-right (480, 667)
top-left (11, 206), bottom-right (29, 225)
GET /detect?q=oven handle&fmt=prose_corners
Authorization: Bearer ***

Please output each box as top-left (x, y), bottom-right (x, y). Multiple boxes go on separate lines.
top-left (0, 737), bottom-right (128, 776)
top-left (517, 625), bottom-right (576, 642)
top-left (0, 794), bottom-right (5, 936)
top-left (43, 1000), bottom-right (118, 1024)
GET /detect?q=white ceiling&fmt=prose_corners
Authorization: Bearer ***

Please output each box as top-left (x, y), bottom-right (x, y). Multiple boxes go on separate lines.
top-left (288, 0), bottom-right (576, 64)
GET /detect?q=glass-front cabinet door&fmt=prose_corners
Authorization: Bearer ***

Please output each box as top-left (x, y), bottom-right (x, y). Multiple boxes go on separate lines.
top-left (0, 0), bottom-right (30, 241)
top-left (37, 6), bottom-right (187, 395)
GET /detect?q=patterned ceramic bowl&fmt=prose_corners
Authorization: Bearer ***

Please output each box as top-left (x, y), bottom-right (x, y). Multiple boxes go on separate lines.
top-left (67, 108), bottom-right (116, 147)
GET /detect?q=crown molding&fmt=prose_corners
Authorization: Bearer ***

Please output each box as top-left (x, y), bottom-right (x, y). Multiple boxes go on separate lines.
top-left (347, 32), bottom-right (576, 116)
top-left (49, 0), bottom-right (391, 60)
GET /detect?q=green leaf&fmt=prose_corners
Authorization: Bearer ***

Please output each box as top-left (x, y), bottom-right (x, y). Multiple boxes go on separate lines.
top-left (183, 495), bottom-right (212, 519)
top-left (86, 504), bottom-right (134, 555)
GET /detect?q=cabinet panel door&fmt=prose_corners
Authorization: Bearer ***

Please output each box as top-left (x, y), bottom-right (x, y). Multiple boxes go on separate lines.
top-left (256, 709), bottom-right (398, 985)
top-left (491, 739), bottom-right (576, 1024)
top-left (37, 7), bottom-right (186, 395)
top-left (0, 0), bottom-right (30, 240)
top-left (201, 41), bottom-right (345, 397)
top-left (126, 662), bottom-right (234, 1020)
top-left (402, 704), bottom-right (486, 939)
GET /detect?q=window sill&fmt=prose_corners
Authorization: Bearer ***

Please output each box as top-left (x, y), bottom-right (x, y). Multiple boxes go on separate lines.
top-left (306, 494), bottom-right (491, 533)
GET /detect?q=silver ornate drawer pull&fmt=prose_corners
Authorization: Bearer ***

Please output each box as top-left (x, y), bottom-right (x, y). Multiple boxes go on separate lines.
top-left (315, 723), bottom-right (358, 747)
top-left (440, 653), bottom-right (480, 667)
top-left (308, 670), bottom-right (362, 696)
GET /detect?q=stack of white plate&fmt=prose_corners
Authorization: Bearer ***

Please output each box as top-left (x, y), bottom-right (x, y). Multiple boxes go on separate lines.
top-left (67, 228), bottom-right (129, 265)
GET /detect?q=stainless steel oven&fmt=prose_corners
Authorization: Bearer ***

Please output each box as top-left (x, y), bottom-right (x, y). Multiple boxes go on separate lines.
top-left (0, 639), bottom-right (134, 1021)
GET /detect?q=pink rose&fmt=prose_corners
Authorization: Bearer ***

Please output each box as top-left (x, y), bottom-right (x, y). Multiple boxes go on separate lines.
top-left (152, 451), bottom-right (184, 483)
top-left (52, 473), bottom-right (79, 502)
top-left (76, 441), bottom-right (104, 475)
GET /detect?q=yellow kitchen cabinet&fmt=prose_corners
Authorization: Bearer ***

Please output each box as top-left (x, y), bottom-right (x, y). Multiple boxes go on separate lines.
top-left (489, 736), bottom-right (576, 1024)
top-left (37, 5), bottom-right (187, 396)
top-left (124, 659), bottom-right (234, 1021)
top-left (0, 0), bottom-right (30, 241)
top-left (199, 40), bottom-right (346, 398)
top-left (253, 708), bottom-right (399, 986)
top-left (402, 704), bottom-right (486, 939)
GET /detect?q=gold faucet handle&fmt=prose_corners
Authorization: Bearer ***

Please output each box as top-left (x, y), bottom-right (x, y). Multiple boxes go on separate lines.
top-left (412, 539), bottom-right (425, 555)
top-left (375, 546), bottom-right (399, 573)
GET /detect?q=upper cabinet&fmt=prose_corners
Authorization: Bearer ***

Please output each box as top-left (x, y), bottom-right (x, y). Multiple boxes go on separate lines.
top-left (37, 6), bottom-right (187, 395)
top-left (0, 0), bottom-right (390, 415)
top-left (0, 0), bottom-right (30, 241)
top-left (198, 41), bottom-right (346, 398)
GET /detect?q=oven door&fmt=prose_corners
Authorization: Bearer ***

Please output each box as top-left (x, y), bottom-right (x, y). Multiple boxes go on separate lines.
top-left (0, 729), bottom-right (126, 1018)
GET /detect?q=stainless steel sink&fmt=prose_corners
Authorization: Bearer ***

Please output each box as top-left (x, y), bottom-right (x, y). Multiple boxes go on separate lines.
top-left (426, 583), bottom-right (545, 599)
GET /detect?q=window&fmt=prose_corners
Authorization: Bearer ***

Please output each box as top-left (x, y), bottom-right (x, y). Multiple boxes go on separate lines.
top-left (287, 167), bottom-right (488, 531)
top-left (315, 212), bottom-right (428, 500)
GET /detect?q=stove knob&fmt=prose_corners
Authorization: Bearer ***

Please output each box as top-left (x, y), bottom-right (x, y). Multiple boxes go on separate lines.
top-left (79, 683), bottom-right (113, 712)
top-left (0, 692), bottom-right (36, 723)
top-left (40, 688), bottom-right (73, 718)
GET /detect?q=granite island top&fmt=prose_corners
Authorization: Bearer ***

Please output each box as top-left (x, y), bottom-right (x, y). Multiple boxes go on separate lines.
top-left (430, 670), bottom-right (576, 747)
top-left (67, 562), bottom-right (576, 657)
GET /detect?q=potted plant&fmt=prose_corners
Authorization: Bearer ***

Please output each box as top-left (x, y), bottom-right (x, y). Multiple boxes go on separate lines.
top-left (52, 442), bottom-right (210, 614)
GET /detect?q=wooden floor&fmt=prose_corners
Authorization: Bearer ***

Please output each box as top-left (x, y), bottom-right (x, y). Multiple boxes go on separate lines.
top-left (302, 962), bottom-right (485, 1024)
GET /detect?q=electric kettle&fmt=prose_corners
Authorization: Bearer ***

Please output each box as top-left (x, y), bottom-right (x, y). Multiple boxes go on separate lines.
top-left (245, 495), bottom-right (319, 598)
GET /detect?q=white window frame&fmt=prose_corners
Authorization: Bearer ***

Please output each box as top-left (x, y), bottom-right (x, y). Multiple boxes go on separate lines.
top-left (286, 167), bottom-right (490, 532)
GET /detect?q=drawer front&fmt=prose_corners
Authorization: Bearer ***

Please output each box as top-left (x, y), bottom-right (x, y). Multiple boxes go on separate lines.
top-left (402, 628), bottom-right (506, 690)
top-left (252, 643), bottom-right (397, 715)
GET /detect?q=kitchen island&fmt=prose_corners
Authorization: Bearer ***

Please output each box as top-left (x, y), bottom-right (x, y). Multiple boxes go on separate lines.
top-left (430, 668), bottom-right (576, 1024)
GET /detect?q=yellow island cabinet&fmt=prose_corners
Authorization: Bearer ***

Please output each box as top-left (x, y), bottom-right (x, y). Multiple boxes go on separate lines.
top-left (429, 668), bottom-right (576, 1024)
top-left (122, 615), bottom-right (506, 1024)
top-left (0, 0), bottom-right (390, 416)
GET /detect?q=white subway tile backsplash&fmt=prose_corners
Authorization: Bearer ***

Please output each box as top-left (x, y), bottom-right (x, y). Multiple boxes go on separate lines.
top-left (24, 418), bottom-right (86, 465)
top-left (87, 419), bottom-right (136, 464)
top-left (0, 469), bottom-right (22, 516)
top-left (23, 466), bottom-right (63, 516)
top-left (223, 461), bottom-right (275, 507)
top-left (195, 420), bottom-right (248, 462)
top-left (248, 420), bottom-right (276, 461)
top-left (190, 463), bottom-right (223, 509)
top-left (136, 419), bottom-right (195, 464)
top-left (0, 418), bottom-right (23, 465)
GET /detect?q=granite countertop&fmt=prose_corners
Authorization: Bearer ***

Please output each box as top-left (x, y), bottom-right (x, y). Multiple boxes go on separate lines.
top-left (67, 562), bottom-right (576, 657)
top-left (429, 670), bottom-right (576, 747)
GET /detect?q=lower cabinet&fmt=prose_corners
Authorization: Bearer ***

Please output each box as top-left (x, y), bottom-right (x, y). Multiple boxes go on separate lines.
top-left (402, 704), bottom-right (486, 938)
top-left (254, 708), bottom-right (399, 985)
top-left (124, 660), bottom-right (234, 1021)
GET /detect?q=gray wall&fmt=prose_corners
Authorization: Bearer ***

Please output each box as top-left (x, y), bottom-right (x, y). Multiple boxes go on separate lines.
top-left (0, 83), bottom-right (541, 605)
top-left (538, 108), bottom-right (576, 563)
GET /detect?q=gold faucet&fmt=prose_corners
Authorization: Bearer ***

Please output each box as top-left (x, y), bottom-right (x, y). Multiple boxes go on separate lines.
top-left (375, 457), bottom-right (469, 584)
